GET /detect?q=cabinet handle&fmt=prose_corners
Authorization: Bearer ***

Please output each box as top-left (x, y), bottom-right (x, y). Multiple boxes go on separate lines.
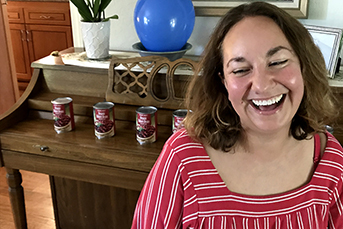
top-left (40, 146), bottom-right (49, 152)
top-left (39, 15), bottom-right (51, 19)
top-left (26, 30), bottom-right (31, 42)
top-left (20, 30), bottom-right (26, 42)
top-left (33, 145), bottom-right (50, 152)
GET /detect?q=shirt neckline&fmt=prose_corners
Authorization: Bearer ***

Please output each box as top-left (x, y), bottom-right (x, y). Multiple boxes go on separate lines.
top-left (200, 133), bottom-right (322, 199)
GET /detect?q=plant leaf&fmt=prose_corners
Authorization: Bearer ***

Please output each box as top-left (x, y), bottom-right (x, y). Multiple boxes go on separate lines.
top-left (93, 0), bottom-right (100, 19)
top-left (70, 0), bottom-right (118, 22)
top-left (102, 14), bottom-right (119, 22)
top-left (70, 0), bottom-right (93, 21)
top-left (98, 0), bottom-right (112, 13)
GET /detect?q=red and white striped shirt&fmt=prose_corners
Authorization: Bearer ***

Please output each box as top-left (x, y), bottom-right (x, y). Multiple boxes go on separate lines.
top-left (132, 130), bottom-right (343, 229)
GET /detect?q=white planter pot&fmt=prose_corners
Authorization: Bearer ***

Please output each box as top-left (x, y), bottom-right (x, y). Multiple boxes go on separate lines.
top-left (81, 21), bottom-right (110, 59)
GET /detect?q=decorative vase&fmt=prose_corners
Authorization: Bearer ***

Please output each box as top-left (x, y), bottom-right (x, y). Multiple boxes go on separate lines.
top-left (133, 0), bottom-right (195, 52)
top-left (80, 21), bottom-right (110, 59)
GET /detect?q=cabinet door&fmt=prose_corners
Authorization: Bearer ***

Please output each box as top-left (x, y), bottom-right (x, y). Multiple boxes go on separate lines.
top-left (0, 3), bottom-right (18, 113)
top-left (9, 23), bottom-right (32, 83)
top-left (26, 24), bottom-right (73, 62)
top-left (23, 2), bottom-right (71, 26)
top-left (6, 3), bottom-right (25, 24)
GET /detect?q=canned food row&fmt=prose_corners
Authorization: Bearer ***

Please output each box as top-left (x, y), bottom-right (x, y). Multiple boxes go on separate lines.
top-left (51, 97), bottom-right (187, 144)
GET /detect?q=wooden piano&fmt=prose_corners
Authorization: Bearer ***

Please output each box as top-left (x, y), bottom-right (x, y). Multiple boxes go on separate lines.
top-left (0, 48), bottom-right (198, 229)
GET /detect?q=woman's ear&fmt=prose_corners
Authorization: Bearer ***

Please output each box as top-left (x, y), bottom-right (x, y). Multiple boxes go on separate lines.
top-left (219, 72), bottom-right (228, 90)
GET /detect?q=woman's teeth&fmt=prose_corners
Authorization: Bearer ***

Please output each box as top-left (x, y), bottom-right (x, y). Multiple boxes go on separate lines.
top-left (252, 94), bottom-right (283, 107)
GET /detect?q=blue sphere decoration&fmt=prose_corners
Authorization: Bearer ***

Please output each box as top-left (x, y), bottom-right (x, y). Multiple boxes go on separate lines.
top-left (134, 0), bottom-right (195, 52)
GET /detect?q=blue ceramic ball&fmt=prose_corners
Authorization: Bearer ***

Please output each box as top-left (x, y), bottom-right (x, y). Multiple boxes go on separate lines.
top-left (134, 0), bottom-right (195, 52)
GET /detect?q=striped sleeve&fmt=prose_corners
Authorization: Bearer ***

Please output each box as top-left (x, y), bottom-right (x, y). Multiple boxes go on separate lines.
top-left (327, 135), bottom-right (343, 229)
top-left (328, 173), bottom-right (343, 229)
top-left (131, 133), bottom-right (185, 229)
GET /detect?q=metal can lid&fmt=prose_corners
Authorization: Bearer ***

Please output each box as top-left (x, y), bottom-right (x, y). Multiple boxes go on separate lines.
top-left (51, 97), bottom-right (73, 104)
top-left (136, 106), bottom-right (157, 114)
top-left (173, 109), bottom-right (188, 117)
top-left (93, 102), bottom-right (115, 109)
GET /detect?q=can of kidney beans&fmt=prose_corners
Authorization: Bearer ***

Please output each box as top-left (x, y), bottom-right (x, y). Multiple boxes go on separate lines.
top-left (93, 102), bottom-right (115, 139)
top-left (51, 97), bottom-right (75, 134)
top-left (136, 106), bottom-right (157, 144)
top-left (172, 109), bottom-right (187, 133)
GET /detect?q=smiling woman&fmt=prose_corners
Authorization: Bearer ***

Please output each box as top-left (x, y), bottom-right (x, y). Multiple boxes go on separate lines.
top-left (185, 2), bottom-right (336, 152)
top-left (221, 16), bottom-right (304, 136)
top-left (131, 2), bottom-right (343, 229)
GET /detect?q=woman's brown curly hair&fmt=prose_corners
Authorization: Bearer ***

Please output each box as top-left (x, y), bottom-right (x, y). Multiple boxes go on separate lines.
top-left (184, 2), bottom-right (339, 152)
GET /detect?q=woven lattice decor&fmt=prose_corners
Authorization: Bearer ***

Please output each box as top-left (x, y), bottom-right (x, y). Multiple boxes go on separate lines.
top-left (106, 56), bottom-right (198, 109)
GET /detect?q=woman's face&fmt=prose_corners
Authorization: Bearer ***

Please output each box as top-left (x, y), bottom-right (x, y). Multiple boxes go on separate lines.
top-left (222, 16), bottom-right (304, 135)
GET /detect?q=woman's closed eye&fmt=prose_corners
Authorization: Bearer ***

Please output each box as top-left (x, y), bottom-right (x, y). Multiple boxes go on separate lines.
top-left (268, 59), bottom-right (288, 67)
top-left (232, 68), bottom-right (251, 75)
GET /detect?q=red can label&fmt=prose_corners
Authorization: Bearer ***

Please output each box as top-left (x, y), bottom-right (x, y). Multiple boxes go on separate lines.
top-left (93, 102), bottom-right (115, 139)
top-left (51, 97), bottom-right (75, 134)
top-left (172, 109), bottom-right (187, 133)
top-left (136, 106), bottom-right (157, 144)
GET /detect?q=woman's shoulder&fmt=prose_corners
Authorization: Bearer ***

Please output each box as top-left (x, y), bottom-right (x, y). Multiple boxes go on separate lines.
top-left (163, 129), bottom-right (208, 159)
top-left (324, 132), bottom-right (343, 154)
top-left (320, 131), bottom-right (343, 173)
top-left (165, 129), bottom-right (199, 146)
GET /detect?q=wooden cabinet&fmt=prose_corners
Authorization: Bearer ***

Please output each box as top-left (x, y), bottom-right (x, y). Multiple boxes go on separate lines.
top-left (0, 0), bottom-right (19, 115)
top-left (8, 23), bottom-right (31, 87)
top-left (7, 1), bottom-right (73, 95)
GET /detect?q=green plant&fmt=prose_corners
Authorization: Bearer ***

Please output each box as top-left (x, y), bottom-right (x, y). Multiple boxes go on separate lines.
top-left (70, 0), bottom-right (119, 22)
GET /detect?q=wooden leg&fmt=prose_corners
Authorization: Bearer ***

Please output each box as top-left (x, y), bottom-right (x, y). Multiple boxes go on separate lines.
top-left (6, 168), bottom-right (27, 229)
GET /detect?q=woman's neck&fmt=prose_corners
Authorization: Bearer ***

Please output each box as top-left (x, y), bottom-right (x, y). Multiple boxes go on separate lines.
top-left (237, 127), bottom-right (298, 159)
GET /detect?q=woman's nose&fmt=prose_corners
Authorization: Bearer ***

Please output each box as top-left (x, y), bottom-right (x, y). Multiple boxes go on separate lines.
top-left (250, 69), bottom-right (275, 93)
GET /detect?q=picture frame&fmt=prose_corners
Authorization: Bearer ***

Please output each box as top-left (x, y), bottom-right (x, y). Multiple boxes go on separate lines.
top-left (192, 0), bottom-right (309, 18)
top-left (305, 25), bottom-right (343, 78)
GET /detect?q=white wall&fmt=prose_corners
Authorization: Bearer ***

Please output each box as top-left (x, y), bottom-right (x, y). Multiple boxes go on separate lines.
top-left (70, 0), bottom-right (343, 57)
